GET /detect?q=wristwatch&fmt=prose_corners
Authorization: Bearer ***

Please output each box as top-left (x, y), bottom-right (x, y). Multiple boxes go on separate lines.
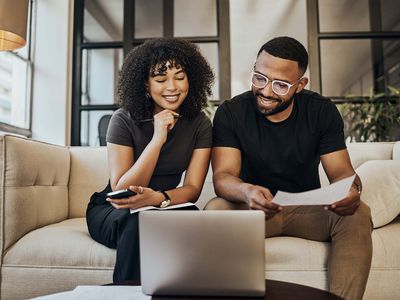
top-left (158, 190), bottom-right (171, 208)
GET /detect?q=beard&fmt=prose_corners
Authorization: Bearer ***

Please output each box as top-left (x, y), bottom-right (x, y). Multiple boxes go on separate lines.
top-left (253, 92), bottom-right (294, 116)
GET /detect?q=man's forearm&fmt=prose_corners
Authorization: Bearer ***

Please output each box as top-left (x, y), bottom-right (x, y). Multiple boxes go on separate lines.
top-left (213, 172), bottom-right (252, 204)
top-left (352, 174), bottom-right (362, 194)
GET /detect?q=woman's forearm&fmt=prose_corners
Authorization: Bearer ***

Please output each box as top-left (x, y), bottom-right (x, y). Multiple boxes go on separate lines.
top-left (115, 140), bottom-right (163, 190)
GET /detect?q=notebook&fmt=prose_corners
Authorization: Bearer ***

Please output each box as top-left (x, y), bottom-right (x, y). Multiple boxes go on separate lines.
top-left (139, 210), bottom-right (265, 297)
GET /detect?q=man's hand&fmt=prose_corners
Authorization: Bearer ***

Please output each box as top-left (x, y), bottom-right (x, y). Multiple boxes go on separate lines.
top-left (244, 184), bottom-right (282, 219)
top-left (325, 185), bottom-right (360, 216)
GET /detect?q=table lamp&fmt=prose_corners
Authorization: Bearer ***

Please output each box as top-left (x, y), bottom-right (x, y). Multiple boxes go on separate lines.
top-left (0, 0), bottom-right (29, 51)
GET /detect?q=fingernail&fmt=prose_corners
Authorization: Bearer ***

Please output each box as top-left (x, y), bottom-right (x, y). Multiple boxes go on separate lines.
top-left (324, 206), bottom-right (328, 210)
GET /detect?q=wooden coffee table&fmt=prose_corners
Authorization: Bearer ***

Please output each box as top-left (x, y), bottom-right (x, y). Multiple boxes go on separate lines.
top-left (113, 279), bottom-right (343, 300)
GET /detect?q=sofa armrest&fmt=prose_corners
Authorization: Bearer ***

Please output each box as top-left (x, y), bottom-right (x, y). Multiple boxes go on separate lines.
top-left (0, 135), bottom-right (70, 252)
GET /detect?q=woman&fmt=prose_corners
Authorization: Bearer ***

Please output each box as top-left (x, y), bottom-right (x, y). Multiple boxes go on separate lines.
top-left (86, 38), bottom-right (214, 282)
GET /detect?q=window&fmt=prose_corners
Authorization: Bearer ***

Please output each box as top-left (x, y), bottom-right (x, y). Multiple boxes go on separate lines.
top-left (72, 0), bottom-right (230, 146)
top-left (307, 0), bottom-right (400, 142)
top-left (0, 0), bottom-right (34, 136)
top-left (307, 0), bottom-right (400, 97)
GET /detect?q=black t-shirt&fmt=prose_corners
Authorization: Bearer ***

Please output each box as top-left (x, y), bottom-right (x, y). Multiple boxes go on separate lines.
top-left (213, 90), bottom-right (346, 195)
top-left (106, 108), bottom-right (212, 191)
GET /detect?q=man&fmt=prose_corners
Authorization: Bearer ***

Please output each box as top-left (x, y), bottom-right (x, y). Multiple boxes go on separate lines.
top-left (207, 36), bottom-right (372, 300)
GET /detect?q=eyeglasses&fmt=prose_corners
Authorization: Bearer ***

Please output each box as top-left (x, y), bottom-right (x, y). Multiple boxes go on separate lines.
top-left (251, 72), bottom-right (302, 96)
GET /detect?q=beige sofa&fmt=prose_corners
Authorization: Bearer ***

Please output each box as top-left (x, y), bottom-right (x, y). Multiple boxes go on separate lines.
top-left (0, 133), bottom-right (399, 299)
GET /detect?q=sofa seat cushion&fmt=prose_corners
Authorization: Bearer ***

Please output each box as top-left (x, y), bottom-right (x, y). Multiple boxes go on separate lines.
top-left (265, 236), bottom-right (330, 271)
top-left (371, 217), bottom-right (400, 269)
top-left (3, 218), bottom-right (115, 269)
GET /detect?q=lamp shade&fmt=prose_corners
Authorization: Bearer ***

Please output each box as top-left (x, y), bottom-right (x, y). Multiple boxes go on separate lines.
top-left (0, 0), bottom-right (29, 51)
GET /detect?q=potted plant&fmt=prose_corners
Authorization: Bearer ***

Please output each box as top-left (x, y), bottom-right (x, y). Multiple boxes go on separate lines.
top-left (336, 86), bottom-right (400, 142)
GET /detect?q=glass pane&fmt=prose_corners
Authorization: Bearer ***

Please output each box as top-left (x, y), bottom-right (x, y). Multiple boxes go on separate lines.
top-left (0, 52), bottom-right (30, 128)
top-left (381, 0), bottom-right (400, 31)
top-left (84, 0), bottom-right (123, 42)
top-left (134, 0), bottom-right (163, 38)
top-left (321, 40), bottom-right (372, 97)
top-left (383, 40), bottom-right (400, 88)
top-left (81, 48), bottom-right (123, 105)
top-left (319, 0), bottom-right (370, 32)
top-left (196, 43), bottom-right (219, 100)
top-left (81, 110), bottom-right (115, 146)
top-left (320, 39), bottom-right (400, 97)
top-left (174, 0), bottom-right (217, 37)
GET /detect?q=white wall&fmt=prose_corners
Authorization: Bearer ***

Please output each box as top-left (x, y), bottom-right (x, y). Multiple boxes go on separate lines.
top-left (230, 0), bottom-right (308, 96)
top-left (31, 0), bottom-right (73, 145)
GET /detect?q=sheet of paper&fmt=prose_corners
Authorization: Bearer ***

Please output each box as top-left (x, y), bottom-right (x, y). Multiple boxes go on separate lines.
top-left (73, 286), bottom-right (150, 300)
top-left (130, 202), bottom-right (195, 214)
top-left (272, 175), bottom-right (355, 206)
top-left (30, 291), bottom-right (76, 300)
top-left (31, 286), bottom-right (150, 300)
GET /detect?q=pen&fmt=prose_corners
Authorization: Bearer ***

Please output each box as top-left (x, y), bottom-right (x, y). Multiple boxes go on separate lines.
top-left (138, 115), bottom-right (181, 123)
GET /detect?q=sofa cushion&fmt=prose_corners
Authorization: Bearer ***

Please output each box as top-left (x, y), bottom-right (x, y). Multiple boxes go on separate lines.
top-left (371, 217), bottom-right (400, 269)
top-left (264, 237), bottom-right (330, 290)
top-left (2, 218), bottom-right (115, 268)
top-left (0, 135), bottom-right (70, 250)
top-left (68, 147), bottom-right (109, 218)
top-left (265, 236), bottom-right (329, 271)
top-left (346, 142), bottom-right (394, 169)
top-left (393, 141), bottom-right (400, 160)
top-left (356, 160), bottom-right (400, 228)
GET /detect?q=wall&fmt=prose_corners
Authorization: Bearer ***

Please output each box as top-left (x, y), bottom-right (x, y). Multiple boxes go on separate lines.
top-left (230, 0), bottom-right (308, 96)
top-left (31, 0), bottom-right (73, 145)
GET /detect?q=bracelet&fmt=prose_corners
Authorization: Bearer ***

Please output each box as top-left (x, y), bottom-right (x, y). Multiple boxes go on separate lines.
top-left (158, 190), bottom-right (171, 208)
top-left (352, 182), bottom-right (362, 195)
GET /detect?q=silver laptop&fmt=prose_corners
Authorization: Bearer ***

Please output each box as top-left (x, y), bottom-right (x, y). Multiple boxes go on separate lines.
top-left (139, 210), bottom-right (265, 297)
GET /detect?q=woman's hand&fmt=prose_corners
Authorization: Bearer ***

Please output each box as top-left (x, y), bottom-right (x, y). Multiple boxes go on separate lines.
top-left (151, 110), bottom-right (180, 146)
top-left (106, 186), bottom-right (164, 210)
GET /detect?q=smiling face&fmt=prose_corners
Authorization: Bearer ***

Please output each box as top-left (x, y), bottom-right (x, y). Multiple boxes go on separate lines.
top-left (147, 61), bottom-right (189, 114)
top-left (252, 51), bottom-right (308, 122)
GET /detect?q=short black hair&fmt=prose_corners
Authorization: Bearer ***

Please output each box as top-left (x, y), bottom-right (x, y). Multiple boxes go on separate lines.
top-left (118, 38), bottom-right (214, 121)
top-left (257, 36), bottom-right (308, 73)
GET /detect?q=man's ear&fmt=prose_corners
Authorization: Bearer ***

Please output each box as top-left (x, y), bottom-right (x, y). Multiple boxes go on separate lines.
top-left (296, 77), bottom-right (308, 93)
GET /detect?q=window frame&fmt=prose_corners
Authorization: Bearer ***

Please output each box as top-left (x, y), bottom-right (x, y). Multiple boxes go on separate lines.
top-left (306, 0), bottom-right (400, 100)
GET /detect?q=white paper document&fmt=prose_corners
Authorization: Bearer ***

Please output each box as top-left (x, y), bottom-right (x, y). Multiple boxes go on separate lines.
top-left (73, 286), bottom-right (150, 300)
top-left (272, 175), bottom-right (355, 206)
top-left (130, 202), bottom-right (195, 214)
top-left (31, 286), bottom-right (150, 300)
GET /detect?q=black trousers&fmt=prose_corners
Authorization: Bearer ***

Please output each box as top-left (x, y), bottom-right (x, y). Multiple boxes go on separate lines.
top-left (86, 183), bottom-right (198, 283)
top-left (87, 199), bottom-right (141, 282)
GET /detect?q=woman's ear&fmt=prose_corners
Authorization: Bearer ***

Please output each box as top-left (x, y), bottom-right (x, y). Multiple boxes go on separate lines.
top-left (296, 77), bottom-right (308, 93)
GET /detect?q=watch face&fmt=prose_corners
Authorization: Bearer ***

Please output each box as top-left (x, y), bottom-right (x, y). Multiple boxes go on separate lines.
top-left (160, 199), bottom-right (171, 208)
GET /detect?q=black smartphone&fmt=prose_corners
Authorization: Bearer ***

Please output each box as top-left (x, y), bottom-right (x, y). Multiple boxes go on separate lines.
top-left (106, 189), bottom-right (137, 199)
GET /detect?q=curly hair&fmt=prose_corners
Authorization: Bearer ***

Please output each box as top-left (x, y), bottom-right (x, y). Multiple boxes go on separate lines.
top-left (117, 38), bottom-right (215, 121)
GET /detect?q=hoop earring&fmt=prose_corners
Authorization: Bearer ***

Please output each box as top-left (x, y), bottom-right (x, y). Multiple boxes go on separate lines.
top-left (145, 91), bottom-right (151, 99)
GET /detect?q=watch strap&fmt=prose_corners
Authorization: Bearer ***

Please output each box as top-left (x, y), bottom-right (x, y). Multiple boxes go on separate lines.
top-left (158, 190), bottom-right (171, 208)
